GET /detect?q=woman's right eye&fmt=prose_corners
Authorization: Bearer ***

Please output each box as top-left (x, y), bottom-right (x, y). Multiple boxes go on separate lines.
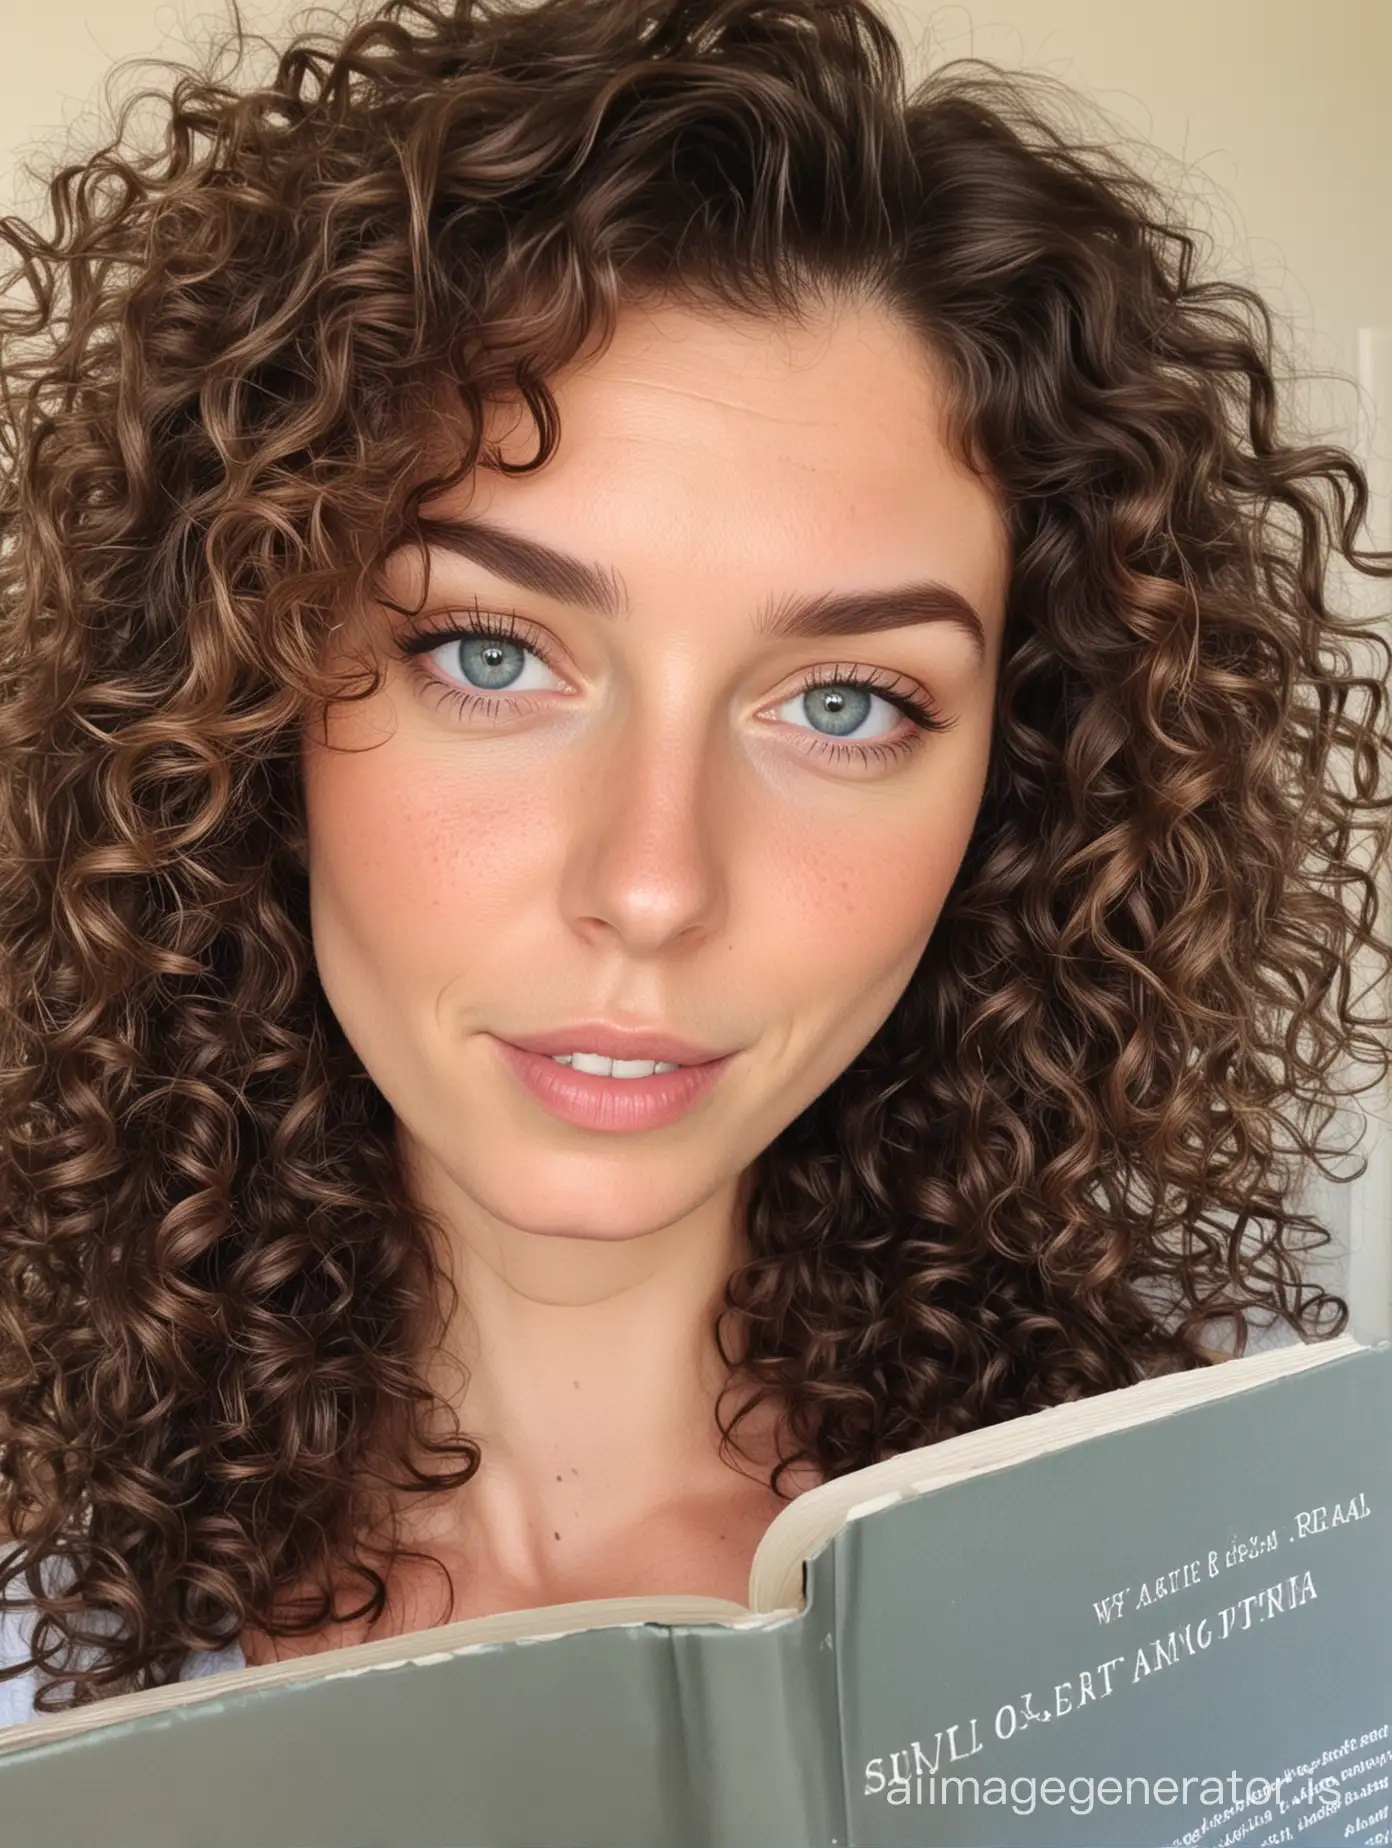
top-left (394, 617), bottom-right (570, 716)
top-left (428, 631), bottom-right (564, 696)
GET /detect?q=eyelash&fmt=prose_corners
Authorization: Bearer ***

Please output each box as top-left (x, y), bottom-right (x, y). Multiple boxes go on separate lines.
top-left (393, 607), bottom-right (955, 766)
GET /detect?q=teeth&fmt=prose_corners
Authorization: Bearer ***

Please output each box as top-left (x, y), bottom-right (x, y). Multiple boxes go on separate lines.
top-left (550, 1053), bottom-right (682, 1078)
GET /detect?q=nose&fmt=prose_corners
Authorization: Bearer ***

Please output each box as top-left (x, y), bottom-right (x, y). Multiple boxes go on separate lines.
top-left (557, 704), bottom-right (731, 957)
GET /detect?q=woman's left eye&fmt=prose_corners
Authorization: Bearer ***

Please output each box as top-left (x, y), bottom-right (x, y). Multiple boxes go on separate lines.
top-left (773, 682), bottom-right (906, 745)
top-left (396, 618), bottom-right (952, 764)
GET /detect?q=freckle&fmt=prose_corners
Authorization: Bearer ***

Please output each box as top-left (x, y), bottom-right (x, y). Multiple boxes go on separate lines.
top-left (553, 1531), bottom-right (561, 1541)
top-left (573, 1380), bottom-right (580, 1389)
top-left (555, 1474), bottom-right (562, 1482)
top-left (570, 1467), bottom-right (578, 1475)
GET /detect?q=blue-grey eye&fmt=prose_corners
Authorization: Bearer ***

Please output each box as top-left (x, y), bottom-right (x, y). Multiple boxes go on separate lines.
top-left (803, 685), bottom-right (872, 736)
top-left (775, 683), bottom-right (899, 742)
top-left (419, 630), bottom-right (563, 698)
top-left (457, 636), bottom-right (527, 690)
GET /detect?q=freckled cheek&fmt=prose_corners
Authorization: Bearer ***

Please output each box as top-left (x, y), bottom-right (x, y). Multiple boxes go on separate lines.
top-left (768, 805), bottom-right (970, 982)
top-left (304, 745), bottom-right (562, 961)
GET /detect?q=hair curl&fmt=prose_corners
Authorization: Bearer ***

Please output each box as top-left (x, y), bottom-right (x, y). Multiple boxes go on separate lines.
top-left (0, 0), bottom-right (1388, 1712)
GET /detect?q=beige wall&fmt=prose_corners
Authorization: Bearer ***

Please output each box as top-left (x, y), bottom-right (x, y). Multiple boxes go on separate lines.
top-left (3, 0), bottom-right (1389, 1333)
top-left (890, 0), bottom-right (1392, 546)
top-left (897, 3), bottom-right (1391, 387)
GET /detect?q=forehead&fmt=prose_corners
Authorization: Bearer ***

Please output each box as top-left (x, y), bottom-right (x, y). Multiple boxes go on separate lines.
top-left (408, 298), bottom-right (1010, 631)
top-left (485, 296), bottom-right (966, 485)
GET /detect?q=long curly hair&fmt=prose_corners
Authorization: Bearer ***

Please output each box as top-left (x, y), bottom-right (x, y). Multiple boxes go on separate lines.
top-left (1, 0), bottom-right (1388, 1713)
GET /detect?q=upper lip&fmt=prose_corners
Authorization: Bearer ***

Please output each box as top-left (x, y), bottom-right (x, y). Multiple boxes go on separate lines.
top-left (497, 1023), bottom-right (733, 1066)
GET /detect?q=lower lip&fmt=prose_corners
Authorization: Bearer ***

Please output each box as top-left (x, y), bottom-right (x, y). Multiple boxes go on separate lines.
top-left (491, 1037), bottom-right (734, 1132)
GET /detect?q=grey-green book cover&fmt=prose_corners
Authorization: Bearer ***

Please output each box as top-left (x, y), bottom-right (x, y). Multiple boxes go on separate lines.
top-left (0, 1334), bottom-right (1386, 1848)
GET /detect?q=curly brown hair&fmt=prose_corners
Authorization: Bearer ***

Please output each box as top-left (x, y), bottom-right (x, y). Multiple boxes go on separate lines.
top-left (0, 0), bottom-right (1388, 1713)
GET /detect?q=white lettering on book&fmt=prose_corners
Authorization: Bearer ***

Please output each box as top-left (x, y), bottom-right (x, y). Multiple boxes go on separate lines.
top-left (863, 1572), bottom-right (1325, 1795)
top-left (1135, 1558), bottom-right (1207, 1610)
top-left (1088, 1488), bottom-right (1368, 1626)
top-left (864, 1708), bottom-right (1391, 1820)
top-left (1213, 1569), bottom-right (1318, 1645)
top-left (1290, 1491), bottom-right (1370, 1541)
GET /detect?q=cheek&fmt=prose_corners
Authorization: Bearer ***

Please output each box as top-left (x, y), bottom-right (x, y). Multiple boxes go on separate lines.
top-left (766, 784), bottom-right (979, 986)
top-left (300, 727), bottom-right (561, 975)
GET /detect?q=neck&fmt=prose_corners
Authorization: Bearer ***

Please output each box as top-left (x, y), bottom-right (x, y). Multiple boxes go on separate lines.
top-left (394, 1138), bottom-right (766, 1561)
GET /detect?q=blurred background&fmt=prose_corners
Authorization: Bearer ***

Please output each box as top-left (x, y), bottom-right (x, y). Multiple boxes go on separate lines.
top-left (1, 0), bottom-right (1388, 1340)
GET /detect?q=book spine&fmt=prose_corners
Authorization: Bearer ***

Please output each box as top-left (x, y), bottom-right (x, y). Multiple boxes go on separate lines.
top-left (662, 1561), bottom-right (846, 1847)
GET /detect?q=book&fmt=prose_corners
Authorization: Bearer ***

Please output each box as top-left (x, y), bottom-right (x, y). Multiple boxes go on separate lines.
top-left (0, 1332), bottom-right (1386, 1848)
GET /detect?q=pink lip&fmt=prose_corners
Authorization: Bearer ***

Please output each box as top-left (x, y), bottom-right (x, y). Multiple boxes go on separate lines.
top-left (490, 1036), bottom-right (734, 1133)
top-left (499, 1023), bottom-right (732, 1066)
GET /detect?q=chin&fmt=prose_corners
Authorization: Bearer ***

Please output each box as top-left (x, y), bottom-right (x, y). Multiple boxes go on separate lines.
top-left (461, 1154), bottom-right (732, 1243)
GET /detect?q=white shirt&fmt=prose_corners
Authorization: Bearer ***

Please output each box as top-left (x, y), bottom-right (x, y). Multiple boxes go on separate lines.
top-left (0, 1599), bottom-right (246, 1729)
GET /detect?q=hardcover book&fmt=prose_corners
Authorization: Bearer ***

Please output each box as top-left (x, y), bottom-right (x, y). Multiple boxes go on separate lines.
top-left (0, 1333), bottom-right (1386, 1848)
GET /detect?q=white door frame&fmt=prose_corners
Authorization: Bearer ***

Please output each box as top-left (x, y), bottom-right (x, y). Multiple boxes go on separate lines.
top-left (1346, 327), bottom-right (1392, 1343)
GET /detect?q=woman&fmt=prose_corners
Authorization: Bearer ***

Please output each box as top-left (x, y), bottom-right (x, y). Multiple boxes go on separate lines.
top-left (1, 0), bottom-right (1387, 1717)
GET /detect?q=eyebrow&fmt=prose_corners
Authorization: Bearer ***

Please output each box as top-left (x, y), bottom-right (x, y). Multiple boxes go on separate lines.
top-left (412, 514), bottom-right (988, 664)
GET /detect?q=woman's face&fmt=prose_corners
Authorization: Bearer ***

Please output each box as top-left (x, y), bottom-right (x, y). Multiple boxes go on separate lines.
top-left (301, 298), bottom-right (1009, 1247)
